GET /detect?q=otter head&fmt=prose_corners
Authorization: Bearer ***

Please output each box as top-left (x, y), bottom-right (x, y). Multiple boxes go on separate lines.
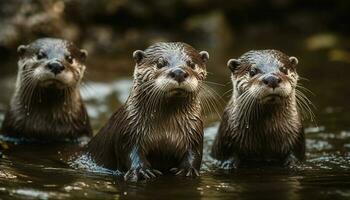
top-left (17, 38), bottom-right (88, 89)
top-left (228, 50), bottom-right (299, 104)
top-left (132, 42), bottom-right (209, 99)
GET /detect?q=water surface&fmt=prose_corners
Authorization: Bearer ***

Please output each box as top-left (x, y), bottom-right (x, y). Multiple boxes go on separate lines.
top-left (0, 33), bottom-right (349, 199)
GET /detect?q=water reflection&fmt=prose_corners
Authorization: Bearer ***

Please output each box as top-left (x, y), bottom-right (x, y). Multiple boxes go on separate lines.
top-left (114, 177), bottom-right (202, 200)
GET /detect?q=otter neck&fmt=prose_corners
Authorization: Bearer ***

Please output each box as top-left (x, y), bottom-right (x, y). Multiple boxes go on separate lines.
top-left (234, 93), bottom-right (299, 129)
top-left (15, 84), bottom-right (80, 112)
top-left (126, 84), bottom-right (199, 118)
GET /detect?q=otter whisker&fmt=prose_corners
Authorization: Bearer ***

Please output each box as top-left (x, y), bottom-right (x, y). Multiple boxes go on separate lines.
top-left (296, 94), bottom-right (315, 121)
top-left (139, 80), bottom-right (165, 112)
top-left (237, 87), bottom-right (263, 127)
top-left (248, 88), bottom-right (261, 123)
top-left (296, 96), bottom-right (315, 124)
top-left (197, 85), bottom-right (211, 117)
top-left (298, 76), bottom-right (310, 82)
top-left (199, 91), bottom-right (220, 119)
top-left (150, 84), bottom-right (165, 111)
top-left (80, 77), bottom-right (96, 99)
top-left (245, 91), bottom-right (258, 125)
top-left (202, 81), bottom-right (225, 87)
top-left (239, 93), bottom-right (252, 124)
top-left (222, 88), bottom-right (233, 98)
top-left (236, 90), bottom-right (253, 123)
top-left (20, 78), bottom-right (37, 112)
top-left (296, 84), bottom-right (315, 96)
top-left (199, 83), bottom-right (223, 119)
top-left (295, 89), bottom-right (316, 125)
top-left (202, 83), bottom-right (225, 103)
top-left (295, 89), bottom-right (316, 109)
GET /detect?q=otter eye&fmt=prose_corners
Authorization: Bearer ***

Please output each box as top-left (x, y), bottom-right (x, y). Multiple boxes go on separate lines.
top-left (249, 68), bottom-right (259, 77)
top-left (37, 51), bottom-right (47, 60)
top-left (280, 66), bottom-right (288, 74)
top-left (156, 58), bottom-right (167, 69)
top-left (187, 60), bottom-right (196, 69)
top-left (66, 55), bottom-right (73, 64)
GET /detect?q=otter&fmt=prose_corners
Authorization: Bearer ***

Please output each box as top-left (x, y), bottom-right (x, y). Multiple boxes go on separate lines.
top-left (211, 50), bottom-right (308, 168)
top-left (86, 42), bottom-right (209, 182)
top-left (1, 38), bottom-right (92, 142)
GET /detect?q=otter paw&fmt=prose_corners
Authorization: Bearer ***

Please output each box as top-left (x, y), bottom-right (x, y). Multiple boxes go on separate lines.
top-left (220, 158), bottom-right (238, 170)
top-left (170, 167), bottom-right (200, 177)
top-left (124, 168), bottom-right (162, 182)
top-left (284, 154), bottom-right (299, 167)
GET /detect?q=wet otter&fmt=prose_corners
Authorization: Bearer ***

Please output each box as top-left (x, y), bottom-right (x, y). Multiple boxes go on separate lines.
top-left (1, 38), bottom-right (92, 142)
top-left (211, 50), bottom-right (309, 168)
top-left (87, 42), bottom-right (209, 182)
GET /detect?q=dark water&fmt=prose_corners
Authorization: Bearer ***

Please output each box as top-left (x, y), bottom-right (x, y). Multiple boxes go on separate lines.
top-left (0, 33), bottom-right (350, 200)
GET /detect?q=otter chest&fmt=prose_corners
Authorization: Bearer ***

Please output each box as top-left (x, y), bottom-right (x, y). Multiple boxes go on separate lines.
top-left (15, 107), bottom-right (80, 137)
top-left (235, 125), bottom-right (300, 157)
top-left (141, 125), bottom-right (190, 155)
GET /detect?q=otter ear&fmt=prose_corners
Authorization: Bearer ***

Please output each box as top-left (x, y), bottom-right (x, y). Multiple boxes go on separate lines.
top-left (199, 51), bottom-right (209, 63)
top-left (17, 45), bottom-right (28, 57)
top-left (227, 59), bottom-right (240, 73)
top-left (133, 50), bottom-right (146, 64)
top-left (289, 56), bottom-right (298, 66)
top-left (79, 49), bottom-right (88, 61)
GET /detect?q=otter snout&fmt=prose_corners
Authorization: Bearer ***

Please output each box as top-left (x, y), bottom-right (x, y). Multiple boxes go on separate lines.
top-left (47, 61), bottom-right (65, 75)
top-left (168, 68), bottom-right (189, 83)
top-left (262, 75), bottom-right (281, 89)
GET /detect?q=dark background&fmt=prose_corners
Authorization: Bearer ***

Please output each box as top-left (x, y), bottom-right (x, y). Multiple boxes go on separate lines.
top-left (0, 1), bottom-right (350, 199)
top-left (0, 0), bottom-right (349, 56)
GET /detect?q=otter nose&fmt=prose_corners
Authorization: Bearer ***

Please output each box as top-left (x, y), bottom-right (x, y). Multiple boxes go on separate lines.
top-left (47, 62), bottom-right (65, 75)
top-left (262, 75), bottom-right (281, 89)
top-left (169, 69), bottom-right (189, 83)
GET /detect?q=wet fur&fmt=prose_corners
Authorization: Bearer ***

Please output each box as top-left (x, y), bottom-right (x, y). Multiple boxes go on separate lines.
top-left (87, 42), bottom-right (208, 181)
top-left (212, 50), bottom-right (306, 168)
top-left (1, 38), bottom-right (92, 142)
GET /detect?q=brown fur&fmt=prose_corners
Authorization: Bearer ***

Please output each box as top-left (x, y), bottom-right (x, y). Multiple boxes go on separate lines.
top-left (1, 38), bottom-right (92, 142)
top-left (87, 42), bottom-right (209, 181)
top-left (211, 50), bottom-right (306, 168)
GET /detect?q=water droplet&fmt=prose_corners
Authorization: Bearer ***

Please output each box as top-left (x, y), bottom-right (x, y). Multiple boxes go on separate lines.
top-left (246, 124), bottom-right (249, 129)
top-left (26, 112), bottom-right (30, 116)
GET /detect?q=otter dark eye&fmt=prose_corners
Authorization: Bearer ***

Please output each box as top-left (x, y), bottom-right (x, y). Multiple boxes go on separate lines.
top-left (66, 55), bottom-right (73, 64)
top-left (156, 58), bottom-right (167, 69)
top-left (187, 60), bottom-right (196, 69)
top-left (37, 51), bottom-right (47, 60)
top-left (249, 68), bottom-right (259, 77)
top-left (280, 66), bottom-right (288, 74)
